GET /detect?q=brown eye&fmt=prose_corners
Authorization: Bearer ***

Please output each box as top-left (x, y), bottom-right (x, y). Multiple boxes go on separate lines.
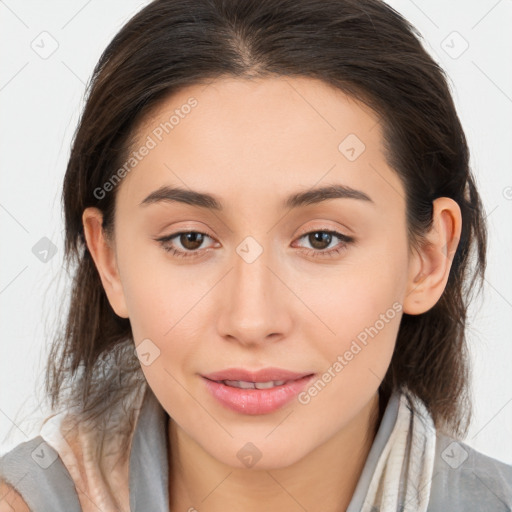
top-left (308, 231), bottom-right (334, 250)
top-left (294, 229), bottom-right (355, 259)
top-left (156, 231), bottom-right (216, 258)
top-left (179, 232), bottom-right (206, 250)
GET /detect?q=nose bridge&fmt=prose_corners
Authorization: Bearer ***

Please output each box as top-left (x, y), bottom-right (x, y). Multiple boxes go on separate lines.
top-left (216, 235), bottom-right (290, 344)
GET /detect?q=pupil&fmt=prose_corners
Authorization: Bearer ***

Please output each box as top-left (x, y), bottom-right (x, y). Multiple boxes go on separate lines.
top-left (310, 232), bottom-right (331, 250)
top-left (181, 232), bottom-right (204, 250)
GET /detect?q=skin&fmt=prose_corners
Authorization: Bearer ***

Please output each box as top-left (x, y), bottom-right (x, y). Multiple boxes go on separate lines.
top-left (82, 76), bottom-right (461, 512)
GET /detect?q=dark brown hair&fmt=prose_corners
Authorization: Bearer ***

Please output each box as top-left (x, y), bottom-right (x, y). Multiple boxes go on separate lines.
top-left (45, 0), bottom-right (486, 442)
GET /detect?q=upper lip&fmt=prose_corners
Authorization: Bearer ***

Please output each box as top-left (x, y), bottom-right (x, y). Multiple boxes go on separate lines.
top-left (202, 367), bottom-right (315, 383)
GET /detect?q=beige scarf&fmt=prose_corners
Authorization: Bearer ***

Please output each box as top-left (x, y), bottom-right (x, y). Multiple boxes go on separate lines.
top-left (39, 386), bottom-right (146, 512)
top-left (360, 389), bottom-right (437, 511)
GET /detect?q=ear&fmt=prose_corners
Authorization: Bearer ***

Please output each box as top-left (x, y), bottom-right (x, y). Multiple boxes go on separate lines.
top-left (403, 197), bottom-right (462, 315)
top-left (82, 207), bottom-right (129, 318)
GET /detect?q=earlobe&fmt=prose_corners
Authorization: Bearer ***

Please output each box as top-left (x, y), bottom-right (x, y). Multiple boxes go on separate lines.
top-left (403, 197), bottom-right (462, 315)
top-left (82, 207), bottom-right (129, 318)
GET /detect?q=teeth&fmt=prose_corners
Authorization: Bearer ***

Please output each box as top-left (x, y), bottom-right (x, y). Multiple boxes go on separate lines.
top-left (222, 380), bottom-right (287, 389)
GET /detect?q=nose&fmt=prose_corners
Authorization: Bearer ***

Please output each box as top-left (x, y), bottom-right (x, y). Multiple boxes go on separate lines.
top-left (216, 241), bottom-right (292, 347)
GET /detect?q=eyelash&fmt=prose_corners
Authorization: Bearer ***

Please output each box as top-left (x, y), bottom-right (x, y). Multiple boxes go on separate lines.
top-left (155, 229), bottom-right (355, 259)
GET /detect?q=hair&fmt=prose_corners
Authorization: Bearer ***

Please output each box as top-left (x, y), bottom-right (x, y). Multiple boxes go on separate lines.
top-left (45, 0), bottom-right (487, 445)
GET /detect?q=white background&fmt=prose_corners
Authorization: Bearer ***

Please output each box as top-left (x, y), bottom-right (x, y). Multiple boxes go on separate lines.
top-left (1, 0), bottom-right (511, 464)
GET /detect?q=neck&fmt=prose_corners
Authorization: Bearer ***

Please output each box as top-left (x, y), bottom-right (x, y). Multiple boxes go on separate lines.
top-left (168, 392), bottom-right (382, 512)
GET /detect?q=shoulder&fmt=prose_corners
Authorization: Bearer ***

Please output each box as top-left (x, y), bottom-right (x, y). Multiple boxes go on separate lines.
top-left (0, 435), bottom-right (81, 511)
top-left (428, 431), bottom-right (512, 511)
top-left (0, 479), bottom-right (30, 512)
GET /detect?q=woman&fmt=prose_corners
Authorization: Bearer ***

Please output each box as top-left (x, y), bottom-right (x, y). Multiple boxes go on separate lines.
top-left (1, 0), bottom-right (511, 510)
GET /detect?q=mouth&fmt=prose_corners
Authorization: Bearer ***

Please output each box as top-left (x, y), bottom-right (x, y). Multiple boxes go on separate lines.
top-left (201, 367), bottom-right (314, 383)
top-left (204, 377), bottom-right (308, 389)
top-left (201, 373), bottom-right (316, 415)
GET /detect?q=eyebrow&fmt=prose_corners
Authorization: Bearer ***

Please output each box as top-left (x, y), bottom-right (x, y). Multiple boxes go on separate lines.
top-left (139, 184), bottom-right (373, 210)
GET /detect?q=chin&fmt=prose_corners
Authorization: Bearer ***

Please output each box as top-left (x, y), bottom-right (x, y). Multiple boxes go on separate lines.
top-left (208, 439), bottom-right (310, 471)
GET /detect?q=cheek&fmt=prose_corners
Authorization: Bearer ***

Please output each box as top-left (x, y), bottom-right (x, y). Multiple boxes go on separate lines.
top-left (296, 236), bottom-right (407, 383)
top-left (117, 237), bottom-right (178, 334)
top-left (302, 246), bottom-right (405, 335)
top-left (319, 289), bottom-right (400, 391)
top-left (294, 262), bottom-right (404, 432)
top-left (117, 245), bottom-right (207, 380)
top-left (125, 275), bottom-right (204, 421)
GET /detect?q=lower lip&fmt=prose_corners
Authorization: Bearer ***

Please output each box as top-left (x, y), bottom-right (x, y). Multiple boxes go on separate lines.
top-left (202, 375), bottom-right (315, 415)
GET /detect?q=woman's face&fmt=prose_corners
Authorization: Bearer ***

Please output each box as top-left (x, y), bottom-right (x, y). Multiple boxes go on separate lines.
top-left (93, 77), bottom-right (417, 468)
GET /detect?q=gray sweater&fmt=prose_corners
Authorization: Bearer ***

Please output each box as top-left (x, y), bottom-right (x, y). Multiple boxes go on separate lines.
top-left (1, 388), bottom-right (511, 511)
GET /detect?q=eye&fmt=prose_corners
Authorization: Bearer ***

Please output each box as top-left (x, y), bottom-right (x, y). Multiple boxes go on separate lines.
top-left (156, 231), bottom-right (217, 258)
top-left (155, 228), bottom-right (355, 260)
top-left (293, 229), bottom-right (354, 258)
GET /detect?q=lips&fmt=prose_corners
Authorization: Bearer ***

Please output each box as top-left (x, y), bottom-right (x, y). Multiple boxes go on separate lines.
top-left (200, 367), bottom-right (315, 415)
top-left (201, 371), bottom-right (316, 415)
top-left (202, 367), bottom-right (314, 383)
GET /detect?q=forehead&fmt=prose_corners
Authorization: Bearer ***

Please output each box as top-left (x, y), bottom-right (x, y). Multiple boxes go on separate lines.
top-left (117, 76), bottom-right (403, 212)
top-left (133, 76), bottom-right (380, 152)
